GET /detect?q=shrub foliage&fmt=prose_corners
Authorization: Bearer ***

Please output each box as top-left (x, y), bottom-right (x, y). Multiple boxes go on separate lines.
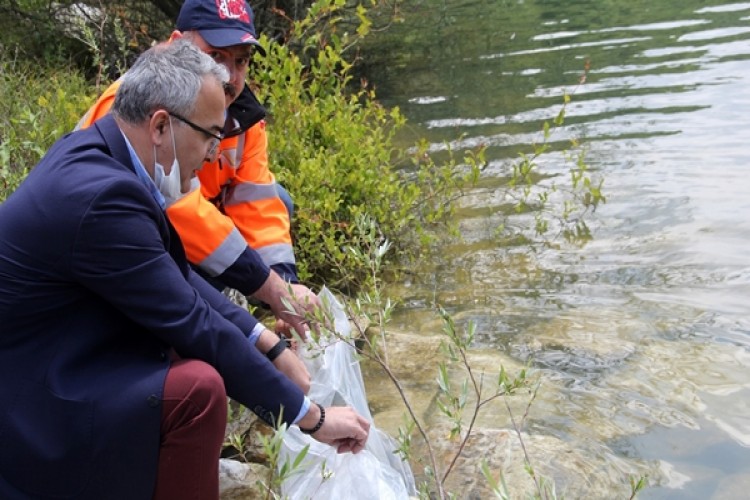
top-left (253, 0), bottom-right (482, 290)
top-left (0, 53), bottom-right (94, 201)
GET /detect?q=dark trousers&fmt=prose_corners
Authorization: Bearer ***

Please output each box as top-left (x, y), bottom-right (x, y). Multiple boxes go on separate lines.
top-left (153, 359), bottom-right (227, 500)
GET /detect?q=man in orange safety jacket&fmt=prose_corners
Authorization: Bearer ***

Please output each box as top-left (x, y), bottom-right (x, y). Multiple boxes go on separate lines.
top-left (77, 0), bottom-right (319, 335)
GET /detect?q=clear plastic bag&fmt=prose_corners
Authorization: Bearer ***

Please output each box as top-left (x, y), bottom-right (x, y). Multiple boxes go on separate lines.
top-left (279, 287), bottom-right (416, 499)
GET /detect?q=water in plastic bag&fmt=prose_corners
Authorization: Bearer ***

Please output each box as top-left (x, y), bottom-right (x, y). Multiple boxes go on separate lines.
top-left (279, 287), bottom-right (416, 499)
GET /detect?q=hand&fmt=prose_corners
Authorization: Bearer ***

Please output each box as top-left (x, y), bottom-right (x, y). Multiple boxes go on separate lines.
top-left (274, 318), bottom-right (294, 343)
top-left (288, 283), bottom-right (321, 314)
top-left (274, 319), bottom-right (305, 349)
top-left (301, 406), bottom-right (370, 454)
top-left (279, 283), bottom-right (321, 340)
top-left (253, 272), bottom-right (321, 341)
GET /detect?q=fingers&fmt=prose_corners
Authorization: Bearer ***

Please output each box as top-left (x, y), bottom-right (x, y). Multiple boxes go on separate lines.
top-left (311, 406), bottom-right (370, 454)
top-left (271, 284), bottom-right (328, 342)
top-left (257, 274), bottom-right (318, 341)
top-left (275, 317), bottom-right (310, 342)
top-left (288, 338), bottom-right (299, 353)
top-left (332, 432), bottom-right (368, 454)
top-left (274, 318), bottom-right (291, 337)
top-left (288, 319), bottom-right (310, 341)
top-left (290, 283), bottom-right (322, 312)
top-left (335, 437), bottom-right (366, 454)
top-left (289, 285), bottom-right (320, 337)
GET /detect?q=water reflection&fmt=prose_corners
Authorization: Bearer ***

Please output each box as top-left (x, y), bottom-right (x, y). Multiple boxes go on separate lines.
top-left (361, 0), bottom-right (750, 496)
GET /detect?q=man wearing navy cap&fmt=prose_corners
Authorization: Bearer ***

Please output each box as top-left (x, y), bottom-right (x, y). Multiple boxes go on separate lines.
top-left (79, 0), bottom-right (319, 343)
top-left (177, 0), bottom-right (268, 53)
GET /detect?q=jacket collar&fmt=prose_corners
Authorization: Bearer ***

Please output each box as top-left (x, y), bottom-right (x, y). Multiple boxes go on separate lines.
top-left (224, 84), bottom-right (266, 138)
top-left (94, 114), bottom-right (137, 175)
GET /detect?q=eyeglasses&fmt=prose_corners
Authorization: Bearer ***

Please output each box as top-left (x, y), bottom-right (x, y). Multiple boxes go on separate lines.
top-left (168, 111), bottom-right (224, 157)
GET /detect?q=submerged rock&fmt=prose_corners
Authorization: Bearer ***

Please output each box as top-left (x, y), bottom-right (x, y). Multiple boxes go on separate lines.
top-left (411, 423), bottom-right (640, 499)
top-left (361, 326), bottom-right (650, 497)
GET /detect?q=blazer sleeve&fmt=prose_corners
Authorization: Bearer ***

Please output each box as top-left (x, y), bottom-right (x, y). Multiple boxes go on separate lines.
top-left (166, 189), bottom-right (271, 294)
top-left (69, 180), bottom-right (304, 426)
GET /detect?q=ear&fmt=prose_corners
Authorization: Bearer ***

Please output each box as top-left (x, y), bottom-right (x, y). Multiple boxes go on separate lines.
top-left (169, 30), bottom-right (183, 43)
top-left (149, 109), bottom-right (170, 147)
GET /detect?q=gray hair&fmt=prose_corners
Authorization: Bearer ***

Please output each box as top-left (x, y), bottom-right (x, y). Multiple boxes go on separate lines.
top-left (112, 39), bottom-right (229, 124)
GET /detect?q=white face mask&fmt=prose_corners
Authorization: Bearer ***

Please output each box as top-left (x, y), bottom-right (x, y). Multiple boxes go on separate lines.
top-left (188, 176), bottom-right (201, 193)
top-left (153, 116), bottom-right (183, 206)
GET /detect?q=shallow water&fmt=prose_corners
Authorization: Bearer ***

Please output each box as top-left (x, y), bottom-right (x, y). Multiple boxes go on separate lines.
top-left (360, 1), bottom-right (750, 497)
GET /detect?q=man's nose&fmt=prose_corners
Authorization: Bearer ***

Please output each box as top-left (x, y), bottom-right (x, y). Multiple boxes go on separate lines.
top-left (223, 62), bottom-right (243, 87)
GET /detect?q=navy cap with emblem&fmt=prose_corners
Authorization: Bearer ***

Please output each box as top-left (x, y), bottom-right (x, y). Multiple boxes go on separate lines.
top-left (177, 0), bottom-right (266, 55)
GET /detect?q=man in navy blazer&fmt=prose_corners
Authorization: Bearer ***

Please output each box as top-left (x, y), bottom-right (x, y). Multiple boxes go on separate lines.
top-left (0, 40), bottom-right (368, 499)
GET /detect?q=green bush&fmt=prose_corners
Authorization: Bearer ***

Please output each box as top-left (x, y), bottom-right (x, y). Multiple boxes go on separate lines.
top-left (0, 52), bottom-right (94, 201)
top-left (253, 0), bottom-right (481, 290)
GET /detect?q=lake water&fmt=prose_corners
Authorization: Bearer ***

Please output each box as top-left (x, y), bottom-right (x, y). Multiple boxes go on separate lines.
top-left (359, 1), bottom-right (750, 497)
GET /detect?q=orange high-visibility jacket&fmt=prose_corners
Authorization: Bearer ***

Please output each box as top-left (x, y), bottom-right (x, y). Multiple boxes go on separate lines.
top-left (77, 81), bottom-right (298, 295)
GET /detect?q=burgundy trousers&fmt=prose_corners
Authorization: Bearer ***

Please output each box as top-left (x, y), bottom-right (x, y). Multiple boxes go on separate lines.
top-left (152, 359), bottom-right (228, 500)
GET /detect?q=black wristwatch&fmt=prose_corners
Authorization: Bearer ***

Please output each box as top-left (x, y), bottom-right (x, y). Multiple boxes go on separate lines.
top-left (265, 338), bottom-right (288, 362)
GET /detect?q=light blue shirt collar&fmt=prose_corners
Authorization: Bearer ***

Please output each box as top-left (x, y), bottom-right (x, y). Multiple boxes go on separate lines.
top-left (120, 131), bottom-right (166, 210)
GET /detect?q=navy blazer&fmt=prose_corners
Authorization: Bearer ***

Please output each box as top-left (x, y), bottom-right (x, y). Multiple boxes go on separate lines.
top-left (0, 115), bottom-right (304, 499)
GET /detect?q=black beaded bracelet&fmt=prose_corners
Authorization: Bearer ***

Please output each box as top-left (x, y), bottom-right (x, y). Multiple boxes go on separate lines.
top-left (300, 403), bottom-right (325, 435)
top-left (265, 338), bottom-right (288, 362)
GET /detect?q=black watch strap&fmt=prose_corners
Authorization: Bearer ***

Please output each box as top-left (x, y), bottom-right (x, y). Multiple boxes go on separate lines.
top-left (265, 338), bottom-right (287, 362)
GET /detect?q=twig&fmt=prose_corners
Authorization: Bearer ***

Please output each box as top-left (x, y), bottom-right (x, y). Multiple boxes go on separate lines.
top-left (503, 381), bottom-right (543, 498)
